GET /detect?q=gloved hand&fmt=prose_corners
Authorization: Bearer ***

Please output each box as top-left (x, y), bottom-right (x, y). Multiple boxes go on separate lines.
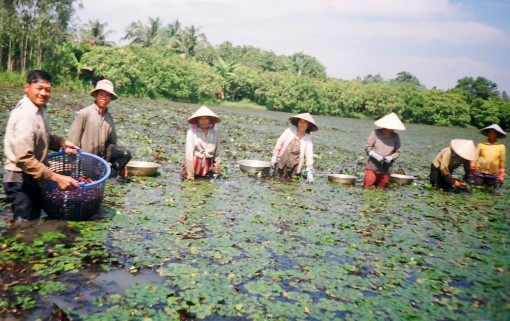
top-left (369, 151), bottom-right (383, 162)
top-left (384, 156), bottom-right (393, 163)
top-left (271, 153), bottom-right (278, 168)
top-left (306, 168), bottom-right (314, 184)
top-left (499, 168), bottom-right (505, 184)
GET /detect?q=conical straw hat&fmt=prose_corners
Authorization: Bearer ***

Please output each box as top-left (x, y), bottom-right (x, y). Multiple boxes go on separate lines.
top-left (450, 139), bottom-right (478, 161)
top-left (480, 123), bottom-right (506, 138)
top-left (289, 112), bottom-right (319, 132)
top-left (188, 106), bottom-right (221, 124)
top-left (374, 112), bottom-right (406, 131)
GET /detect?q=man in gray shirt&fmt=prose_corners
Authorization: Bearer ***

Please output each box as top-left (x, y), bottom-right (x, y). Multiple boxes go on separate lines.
top-left (68, 79), bottom-right (132, 178)
top-left (3, 70), bottom-right (80, 220)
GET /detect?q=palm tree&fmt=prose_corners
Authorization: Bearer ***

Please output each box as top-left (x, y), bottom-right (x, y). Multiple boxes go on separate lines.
top-left (165, 19), bottom-right (182, 37)
top-left (177, 25), bottom-right (208, 58)
top-left (146, 17), bottom-right (162, 46)
top-left (160, 19), bottom-right (182, 50)
top-left (122, 17), bottom-right (162, 47)
top-left (80, 19), bottom-right (114, 46)
top-left (122, 20), bottom-right (146, 46)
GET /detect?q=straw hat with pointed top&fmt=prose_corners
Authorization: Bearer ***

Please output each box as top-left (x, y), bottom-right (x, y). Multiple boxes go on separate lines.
top-left (188, 106), bottom-right (221, 124)
top-left (450, 139), bottom-right (478, 161)
top-left (289, 113), bottom-right (319, 132)
top-left (480, 123), bottom-right (506, 138)
top-left (90, 79), bottom-right (119, 100)
top-left (374, 112), bottom-right (406, 131)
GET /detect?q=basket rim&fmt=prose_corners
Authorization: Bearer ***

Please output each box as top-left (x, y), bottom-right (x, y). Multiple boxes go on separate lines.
top-left (46, 150), bottom-right (111, 187)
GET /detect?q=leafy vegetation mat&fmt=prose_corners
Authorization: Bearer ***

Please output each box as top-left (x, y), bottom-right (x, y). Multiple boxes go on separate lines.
top-left (1, 86), bottom-right (509, 320)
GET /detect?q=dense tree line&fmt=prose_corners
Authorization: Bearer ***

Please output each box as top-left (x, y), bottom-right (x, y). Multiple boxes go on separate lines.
top-left (1, 1), bottom-right (508, 129)
top-left (0, 0), bottom-right (75, 74)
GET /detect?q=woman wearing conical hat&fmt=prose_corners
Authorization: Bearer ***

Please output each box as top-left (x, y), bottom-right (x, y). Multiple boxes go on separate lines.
top-left (271, 112), bottom-right (318, 183)
top-left (430, 139), bottom-right (477, 191)
top-left (364, 112), bottom-right (405, 189)
top-left (182, 106), bottom-right (221, 181)
top-left (472, 124), bottom-right (506, 192)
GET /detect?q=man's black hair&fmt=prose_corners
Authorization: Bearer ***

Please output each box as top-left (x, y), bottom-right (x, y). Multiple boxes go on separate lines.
top-left (26, 70), bottom-right (52, 84)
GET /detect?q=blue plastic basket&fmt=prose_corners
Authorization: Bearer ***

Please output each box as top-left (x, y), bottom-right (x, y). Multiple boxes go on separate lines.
top-left (42, 151), bottom-right (111, 220)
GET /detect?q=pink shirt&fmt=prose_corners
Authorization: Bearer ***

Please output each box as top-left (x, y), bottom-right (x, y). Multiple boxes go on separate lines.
top-left (365, 129), bottom-right (401, 174)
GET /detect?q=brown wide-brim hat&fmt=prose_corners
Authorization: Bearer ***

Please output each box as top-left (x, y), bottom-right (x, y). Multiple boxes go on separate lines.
top-left (187, 105), bottom-right (221, 124)
top-left (450, 139), bottom-right (478, 161)
top-left (90, 79), bottom-right (119, 100)
top-left (289, 112), bottom-right (319, 132)
top-left (480, 123), bottom-right (507, 138)
top-left (374, 112), bottom-right (406, 131)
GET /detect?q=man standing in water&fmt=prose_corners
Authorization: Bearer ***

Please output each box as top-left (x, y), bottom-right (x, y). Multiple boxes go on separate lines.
top-left (68, 79), bottom-right (132, 178)
top-left (3, 70), bottom-right (81, 221)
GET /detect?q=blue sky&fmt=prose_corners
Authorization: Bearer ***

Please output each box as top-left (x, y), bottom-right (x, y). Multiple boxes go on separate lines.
top-left (76, 0), bottom-right (510, 93)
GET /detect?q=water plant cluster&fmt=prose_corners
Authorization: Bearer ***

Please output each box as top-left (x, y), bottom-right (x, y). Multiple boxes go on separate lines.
top-left (0, 86), bottom-right (509, 320)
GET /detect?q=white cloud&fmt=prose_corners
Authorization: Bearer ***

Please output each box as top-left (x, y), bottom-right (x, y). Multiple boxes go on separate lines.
top-left (76, 0), bottom-right (510, 91)
top-left (322, 52), bottom-right (510, 89)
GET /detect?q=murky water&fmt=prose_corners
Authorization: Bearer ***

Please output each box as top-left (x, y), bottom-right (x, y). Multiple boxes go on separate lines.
top-left (1, 94), bottom-right (509, 320)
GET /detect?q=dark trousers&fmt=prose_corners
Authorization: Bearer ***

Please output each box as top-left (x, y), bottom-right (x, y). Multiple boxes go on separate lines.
top-left (429, 164), bottom-right (451, 189)
top-left (105, 144), bottom-right (132, 177)
top-left (3, 173), bottom-right (43, 220)
top-left (473, 171), bottom-right (499, 189)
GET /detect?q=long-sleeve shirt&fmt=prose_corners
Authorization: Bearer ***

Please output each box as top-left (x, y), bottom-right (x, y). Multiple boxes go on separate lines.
top-left (273, 126), bottom-right (314, 174)
top-left (68, 104), bottom-right (117, 157)
top-left (3, 95), bottom-right (63, 182)
top-left (365, 129), bottom-right (401, 174)
top-left (185, 127), bottom-right (221, 179)
top-left (432, 147), bottom-right (471, 185)
top-left (475, 141), bottom-right (506, 176)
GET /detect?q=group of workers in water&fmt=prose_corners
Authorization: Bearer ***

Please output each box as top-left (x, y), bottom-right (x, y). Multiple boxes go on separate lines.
top-left (3, 70), bottom-right (507, 221)
top-left (183, 104), bottom-right (506, 194)
top-left (359, 111), bottom-right (506, 193)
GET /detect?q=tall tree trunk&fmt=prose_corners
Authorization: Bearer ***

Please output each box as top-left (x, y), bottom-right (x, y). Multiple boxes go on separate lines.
top-left (0, 15), bottom-right (3, 71)
top-left (30, 45), bottom-right (34, 70)
top-left (7, 37), bottom-right (13, 72)
top-left (21, 33), bottom-right (28, 74)
top-left (37, 33), bottom-right (42, 68)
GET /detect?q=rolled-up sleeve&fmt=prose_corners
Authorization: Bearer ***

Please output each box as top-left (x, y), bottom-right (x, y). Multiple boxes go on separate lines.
top-left (273, 128), bottom-right (290, 156)
top-left (185, 129), bottom-right (195, 179)
top-left (305, 140), bottom-right (314, 170)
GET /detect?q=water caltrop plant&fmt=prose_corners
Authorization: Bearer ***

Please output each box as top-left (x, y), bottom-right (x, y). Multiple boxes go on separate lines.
top-left (0, 85), bottom-right (509, 320)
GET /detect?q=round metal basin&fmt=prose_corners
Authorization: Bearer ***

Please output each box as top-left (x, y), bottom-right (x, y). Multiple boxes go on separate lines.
top-left (328, 174), bottom-right (357, 186)
top-left (126, 161), bottom-right (161, 176)
top-left (390, 174), bottom-right (415, 185)
top-left (238, 160), bottom-right (271, 174)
